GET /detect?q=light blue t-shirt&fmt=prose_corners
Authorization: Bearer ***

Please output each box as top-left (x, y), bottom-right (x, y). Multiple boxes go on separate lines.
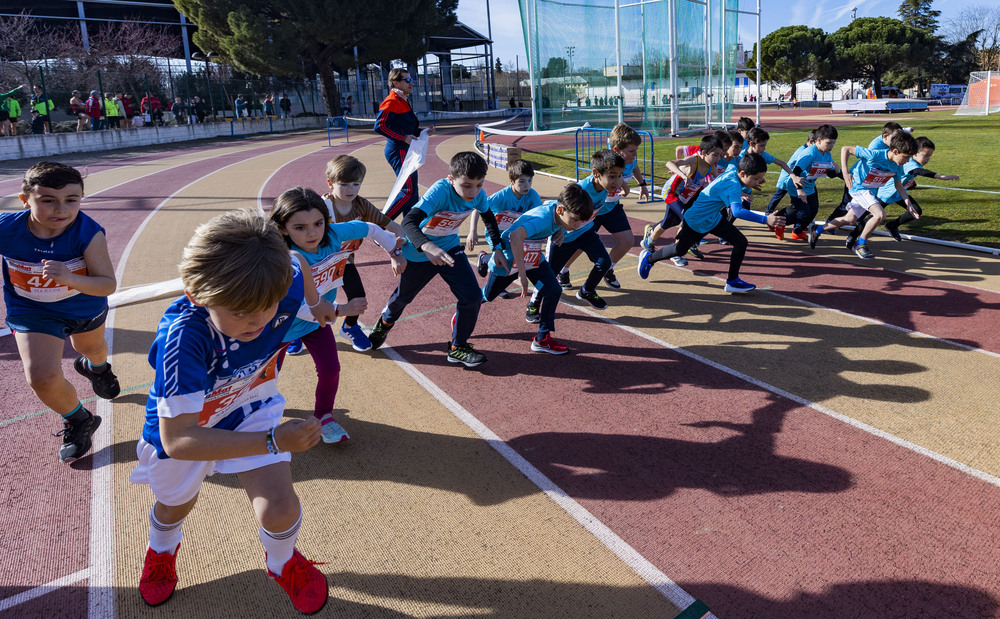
top-left (876, 159), bottom-right (922, 204)
top-left (729, 147), bottom-right (775, 173)
top-left (868, 135), bottom-right (888, 151)
top-left (490, 201), bottom-right (563, 276)
top-left (775, 143), bottom-right (810, 189)
top-left (284, 220), bottom-right (370, 341)
top-left (683, 169), bottom-right (766, 234)
top-left (562, 176), bottom-right (607, 243)
top-left (778, 144), bottom-right (834, 195)
top-left (848, 146), bottom-right (903, 194)
top-left (403, 178), bottom-right (490, 262)
top-left (484, 185), bottom-right (542, 250)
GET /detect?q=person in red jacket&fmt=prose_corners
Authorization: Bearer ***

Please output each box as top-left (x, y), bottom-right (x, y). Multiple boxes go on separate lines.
top-left (85, 90), bottom-right (103, 131)
top-left (141, 92), bottom-right (163, 126)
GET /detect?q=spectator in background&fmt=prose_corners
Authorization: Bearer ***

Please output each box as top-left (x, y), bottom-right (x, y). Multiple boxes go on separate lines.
top-left (85, 90), bottom-right (103, 130)
top-left (114, 93), bottom-right (127, 126)
top-left (121, 93), bottom-right (134, 119)
top-left (0, 84), bottom-right (26, 136)
top-left (263, 95), bottom-right (275, 117)
top-left (8, 94), bottom-right (22, 135)
top-left (170, 97), bottom-right (187, 125)
top-left (345, 95), bottom-right (353, 115)
top-left (104, 92), bottom-right (120, 130)
top-left (192, 96), bottom-right (206, 123)
top-left (279, 93), bottom-right (291, 118)
top-left (29, 109), bottom-right (44, 134)
top-left (142, 92), bottom-right (163, 126)
top-left (69, 89), bottom-right (88, 133)
top-left (30, 86), bottom-right (54, 134)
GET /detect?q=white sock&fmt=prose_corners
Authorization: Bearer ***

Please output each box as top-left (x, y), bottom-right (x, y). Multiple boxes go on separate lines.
top-left (148, 507), bottom-right (184, 555)
top-left (560, 267), bottom-right (570, 274)
top-left (260, 509), bottom-right (302, 575)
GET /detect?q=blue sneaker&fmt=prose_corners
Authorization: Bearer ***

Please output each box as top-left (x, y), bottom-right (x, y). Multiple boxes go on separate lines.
top-left (687, 245), bottom-right (705, 259)
top-left (724, 277), bottom-right (756, 293)
top-left (286, 338), bottom-right (306, 355)
top-left (340, 322), bottom-right (372, 351)
top-left (637, 249), bottom-right (654, 280)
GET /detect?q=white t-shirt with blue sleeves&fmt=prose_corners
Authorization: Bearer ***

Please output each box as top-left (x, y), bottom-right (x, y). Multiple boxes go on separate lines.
top-left (684, 169), bottom-right (766, 234)
top-left (491, 201), bottom-right (562, 275)
top-left (403, 178), bottom-right (489, 262)
top-left (849, 146), bottom-right (902, 195)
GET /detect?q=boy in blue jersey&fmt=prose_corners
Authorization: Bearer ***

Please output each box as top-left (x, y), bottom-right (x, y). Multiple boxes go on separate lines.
top-left (611, 122), bottom-right (650, 202)
top-left (466, 159), bottom-right (542, 288)
top-left (771, 124), bottom-right (839, 240)
top-left (531, 149), bottom-right (623, 313)
top-left (368, 152), bottom-right (507, 367)
top-left (737, 117), bottom-right (755, 150)
top-left (877, 137), bottom-right (959, 241)
top-left (826, 122), bottom-right (907, 223)
top-left (1, 162), bottom-right (119, 463)
top-left (637, 153), bottom-right (786, 293)
top-left (765, 129), bottom-right (817, 215)
top-left (809, 132), bottom-right (919, 259)
top-left (482, 184), bottom-right (593, 355)
top-left (131, 210), bottom-right (328, 613)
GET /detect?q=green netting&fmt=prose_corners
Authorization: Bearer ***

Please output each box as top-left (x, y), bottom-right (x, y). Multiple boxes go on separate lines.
top-left (518, 0), bottom-right (739, 135)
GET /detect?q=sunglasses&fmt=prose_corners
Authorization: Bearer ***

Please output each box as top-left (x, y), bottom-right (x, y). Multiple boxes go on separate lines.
top-left (395, 77), bottom-right (413, 83)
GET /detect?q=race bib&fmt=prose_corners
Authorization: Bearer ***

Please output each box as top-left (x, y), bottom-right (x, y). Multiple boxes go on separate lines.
top-left (340, 238), bottom-right (362, 253)
top-left (861, 168), bottom-right (894, 189)
top-left (807, 161), bottom-right (835, 180)
top-left (198, 349), bottom-right (281, 427)
top-left (678, 175), bottom-right (711, 202)
top-left (421, 209), bottom-right (473, 236)
top-left (294, 250), bottom-right (350, 321)
top-left (5, 256), bottom-right (87, 303)
top-left (522, 239), bottom-right (545, 270)
top-left (495, 210), bottom-right (521, 231)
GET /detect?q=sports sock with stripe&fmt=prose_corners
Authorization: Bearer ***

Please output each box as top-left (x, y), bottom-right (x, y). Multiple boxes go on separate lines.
top-left (261, 508), bottom-right (302, 575)
top-left (149, 507), bottom-right (184, 554)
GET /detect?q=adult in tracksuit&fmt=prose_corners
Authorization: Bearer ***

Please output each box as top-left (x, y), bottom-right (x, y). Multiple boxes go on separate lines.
top-left (374, 68), bottom-right (435, 219)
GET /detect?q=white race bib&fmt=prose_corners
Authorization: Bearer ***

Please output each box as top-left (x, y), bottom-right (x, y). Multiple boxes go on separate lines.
top-left (5, 256), bottom-right (86, 303)
top-left (421, 209), bottom-right (474, 236)
top-left (522, 239), bottom-right (545, 270)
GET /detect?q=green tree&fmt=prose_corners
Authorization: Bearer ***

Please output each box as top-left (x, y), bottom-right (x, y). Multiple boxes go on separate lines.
top-left (897, 0), bottom-right (940, 34)
top-left (173, 0), bottom-right (457, 116)
top-left (744, 26), bottom-right (828, 101)
top-left (890, 0), bottom-right (942, 95)
top-left (828, 17), bottom-right (934, 97)
top-left (541, 56), bottom-right (567, 79)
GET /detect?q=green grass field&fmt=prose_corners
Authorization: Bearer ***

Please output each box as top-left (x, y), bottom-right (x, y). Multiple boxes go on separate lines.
top-left (517, 110), bottom-right (1000, 248)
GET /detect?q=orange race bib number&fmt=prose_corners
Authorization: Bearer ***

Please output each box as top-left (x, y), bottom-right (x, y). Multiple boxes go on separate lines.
top-left (495, 210), bottom-right (521, 231)
top-left (522, 239), bottom-right (545, 270)
top-left (5, 256), bottom-right (87, 303)
top-left (807, 161), bottom-right (834, 180)
top-left (861, 169), bottom-right (894, 189)
top-left (421, 209), bottom-right (473, 236)
top-left (198, 350), bottom-right (281, 427)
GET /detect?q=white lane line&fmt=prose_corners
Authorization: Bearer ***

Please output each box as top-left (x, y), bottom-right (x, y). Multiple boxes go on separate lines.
top-left (87, 138), bottom-right (328, 619)
top-left (0, 569), bottom-right (90, 612)
top-left (562, 298), bottom-right (1000, 491)
top-left (379, 344), bottom-right (717, 618)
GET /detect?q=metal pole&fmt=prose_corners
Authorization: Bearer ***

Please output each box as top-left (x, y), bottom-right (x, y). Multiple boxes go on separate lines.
top-left (987, 71), bottom-right (993, 115)
top-left (704, 0), bottom-right (712, 127)
top-left (527, 0), bottom-right (539, 130)
top-left (205, 61), bottom-right (215, 118)
top-left (97, 70), bottom-right (105, 128)
top-left (721, 0), bottom-right (727, 124)
top-left (668, 0), bottom-right (679, 134)
top-left (614, 0), bottom-right (623, 124)
top-left (354, 46), bottom-right (361, 116)
top-left (641, 3), bottom-right (647, 114)
top-left (486, 0), bottom-right (496, 106)
top-left (755, 0), bottom-right (761, 123)
top-left (423, 54), bottom-right (431, 112)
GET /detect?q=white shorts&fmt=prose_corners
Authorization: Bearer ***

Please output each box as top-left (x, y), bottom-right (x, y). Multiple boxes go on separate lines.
top-left (129, 398), bottom-right (291, 506)
top-left (847, 190), bottom-right (881, 218)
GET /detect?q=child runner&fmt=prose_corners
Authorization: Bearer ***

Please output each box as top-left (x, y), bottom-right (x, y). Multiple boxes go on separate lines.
top-left (876, 136), bottom-right (960, 241)
top-left (368, 152), bottom-right (507, 367)
top-left (482, 184), bottom-right (593, 354)
top-left (675, 129), bottom-right (730, 160)
top-left (766, 128), bottom-right (818, 214)
top-left (558, 123), bottom-right (645, 290)
top-left (637, 153), bottom-right (785, 293)
top-left (770, 124), bottom-right (839, 241)
top-left (532, 149), bottom-right (622, 311)
top-left (132, 210), bottom-right (327, 613)
top-left (736, 117), bottom-right (755, 150)
top-left (641, 134), bottom-right (726, 266)
top-left (824, 122), bottom-right (905, 223)
top-left (1, 162), bottom-right (119, 463)
top-left (270, 187), bottom-right (402, 443)
top-left (808, 131), bottom-right (918, 259)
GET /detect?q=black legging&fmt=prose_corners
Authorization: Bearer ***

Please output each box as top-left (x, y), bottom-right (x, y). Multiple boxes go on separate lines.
top-left (775, 192), bottom-right (819, 233)
top-left (647, 218), bottom-right (748, 281)
top-left (340, 262), bottom-right (365, 327)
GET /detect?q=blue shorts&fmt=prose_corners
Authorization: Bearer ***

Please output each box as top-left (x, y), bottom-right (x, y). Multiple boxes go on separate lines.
top-left (7, 306), bottom-right (108, 339)
top-left (592, 203), bottom-right (631, 234)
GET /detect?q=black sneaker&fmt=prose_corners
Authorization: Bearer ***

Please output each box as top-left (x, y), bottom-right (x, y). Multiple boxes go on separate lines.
top-left (808, 223), bottom-right (821, 250)
top-left (603, 269), bottom-right (621, 289)
top-left (576, 289), bottom-right (607, 310)
top-left (885, 221), bottom-right (902, 242)
top-left (525, 302), bottom-right (541, 324)
top-left (74, 356), bottom-right (120, 400)
top-left (854, 244), bottom-right (875, 260)
top-left (447, 343), bottom-right (487, 367)
top-left (497, 290), bottom-right (514, 299)
top-left (56, 410), bottom-right (102, 463)
top-left (367, 317), bottom-right (394, 350)
top-left (845, 235), bottom-right (856, 251)
top-left (477, 251), bottom-right (490, 277)
top-left (556, 271), bottom-right (573, 289)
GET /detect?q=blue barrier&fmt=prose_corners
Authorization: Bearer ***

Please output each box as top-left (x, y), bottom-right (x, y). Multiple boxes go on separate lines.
top-left (326, 116), bottom-right (350, 146)
top-left (574, 127), bottom-right (656, 202)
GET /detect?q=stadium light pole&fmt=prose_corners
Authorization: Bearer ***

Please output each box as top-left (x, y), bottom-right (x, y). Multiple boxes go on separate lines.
top-left (192, 51), bottom-right (217, 117)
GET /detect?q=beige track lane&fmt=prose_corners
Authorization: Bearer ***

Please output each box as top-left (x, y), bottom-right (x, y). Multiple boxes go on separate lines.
top-left (109, 140), bottom-right (683, 617)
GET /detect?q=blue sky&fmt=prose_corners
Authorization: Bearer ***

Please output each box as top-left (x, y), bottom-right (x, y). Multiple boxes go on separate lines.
top-left (456, 0), bottom-right (983, 68)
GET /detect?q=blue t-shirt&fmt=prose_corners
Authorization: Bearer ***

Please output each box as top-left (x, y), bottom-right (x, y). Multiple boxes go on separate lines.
top-left (403, 178), bottom-right (489, 262)
top-left (562, 176), bottom-right (608, 243)
top-left (876, 159), bottom-right (922, 204)
top-left (622, 158), bottom-right (637, 179)
top-left (848, 146), bottom-right (902, 194)
top-left (284, 221), bottom-right (370, 341)
top-left (729, 147), bottom-right (775, 173)
top-left (484, 185), bottom-right (542, 250)
top-left (490, 201), bottom-right (563, 276)
top-left (778, 144), bottom-right (834, 195)
top-left (868, 135), bottom-right (888, 151)
top-left (774, 143), bottom-right (809, 189)
top-left (683, 169), bottom-right (766, 234)
top-left (142, 261), bottom-right (305, 459)
top-left (0, 209), bottom-right (108, 320)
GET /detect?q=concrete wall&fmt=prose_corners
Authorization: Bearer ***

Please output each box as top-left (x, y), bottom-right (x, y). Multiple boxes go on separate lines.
top-left (0, 116), bottom-right (328, 161)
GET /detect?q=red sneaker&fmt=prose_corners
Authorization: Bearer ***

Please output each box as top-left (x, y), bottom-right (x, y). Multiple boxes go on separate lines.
top-left (139, 544), bottom-right (179, 606)
top-left (789, 230), bottom-right (808, 241)
top-left (268, 549), bottom-right (328, 614)
top-left (772, 225), bottom-right (785, 241)
top-left (530, 333), bottom-right (569, 355)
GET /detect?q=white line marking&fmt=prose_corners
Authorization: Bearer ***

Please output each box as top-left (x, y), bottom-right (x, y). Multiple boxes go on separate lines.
top-left (379, 345), bottom-right (716, 617)
top-left (0, 569), bottom-right (90, 612)
top-left (88, 138), bottom-right (326, 619)
top-left (255, 146), bottom-right (329, 215)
